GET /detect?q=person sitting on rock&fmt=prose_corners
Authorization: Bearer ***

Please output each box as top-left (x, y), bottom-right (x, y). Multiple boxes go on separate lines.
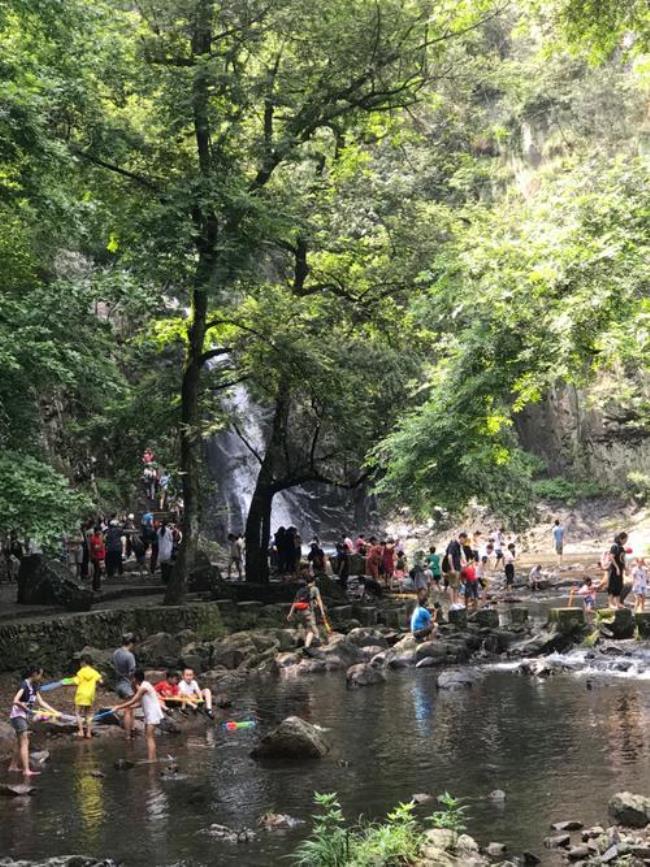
top-left (528, 564), bottom-right (544, 591)
top-left (178, 668), bottom-right (214, 719)
top-left (410, 587), bottom-right (437, 642)
top-left (287, 573), bottom-right (327, 653)
top-left (154, 670), bottom-right (181, 708)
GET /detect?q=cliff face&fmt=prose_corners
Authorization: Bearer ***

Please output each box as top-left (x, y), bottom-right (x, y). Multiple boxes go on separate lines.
top-left (514, 381), bottom-right (650, 485)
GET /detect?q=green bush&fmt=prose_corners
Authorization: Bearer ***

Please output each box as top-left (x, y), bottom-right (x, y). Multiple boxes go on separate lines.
top-left (292, 791), bottom-right (467, 866)
top-left (532, 477), bottom-right (608, 504)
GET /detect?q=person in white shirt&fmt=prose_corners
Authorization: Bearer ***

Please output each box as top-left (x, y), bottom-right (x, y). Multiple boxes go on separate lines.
top-left (503, 543), bottom-right (516, 589)
top-left (178, 668), bottom-right (214, 718)
top-left (157, 522), bottom-right (175, 584)
top-left (113, 669), bottom-right (164, 761)
top-left (227, 533), bottom-right (244, 580)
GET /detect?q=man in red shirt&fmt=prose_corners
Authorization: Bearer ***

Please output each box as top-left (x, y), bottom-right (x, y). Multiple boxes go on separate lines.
top-left (154, 671), bottom-right (180, 708)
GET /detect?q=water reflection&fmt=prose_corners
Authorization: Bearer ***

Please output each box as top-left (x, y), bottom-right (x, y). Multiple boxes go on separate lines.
top-left (4, 670), bottom-right (650, 865)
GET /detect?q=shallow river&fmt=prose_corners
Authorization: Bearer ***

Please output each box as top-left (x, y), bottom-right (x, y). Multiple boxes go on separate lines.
top-left (2, 662), bottom-right (650, 865)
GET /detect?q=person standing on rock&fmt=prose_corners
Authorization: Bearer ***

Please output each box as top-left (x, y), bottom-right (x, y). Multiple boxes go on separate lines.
top-left (112, 634), bottom-right (137, 739)
top-left (607, 532), bottom-right (628, 609)
top-left (504, 543), bottom-right (516, 591)
top-left (288, 573), bottom-right (327, 654)
top-left (552, 519), bottom-right (565, 567)
top-left (443, 532), bottom-right (468, 605)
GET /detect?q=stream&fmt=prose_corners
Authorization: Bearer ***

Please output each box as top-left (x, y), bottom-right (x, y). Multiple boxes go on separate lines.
top-left (1, 661), bottom-right (649, 865)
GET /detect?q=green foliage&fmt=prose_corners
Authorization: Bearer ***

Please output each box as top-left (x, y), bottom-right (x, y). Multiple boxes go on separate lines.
top-left (428, 792), bottom-right (468, 834)
top-left (0, 453), bottom-right (91, 543)
top-left (292, 793), bottom-right (425, 867)
top-left (628, 472), bottom-right (650, 503)
top-left (532, 477), bottom-right (610, 504)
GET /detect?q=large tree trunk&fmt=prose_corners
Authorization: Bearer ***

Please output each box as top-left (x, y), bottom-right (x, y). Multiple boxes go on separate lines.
top-left (165, 288), bottom-right (207, 603)
top-left (165, 0), bottom-right (215, 604)
top-left (244, 393), bottom-right (289, 582)
top-left (244, 478), bottom-right (274, 583)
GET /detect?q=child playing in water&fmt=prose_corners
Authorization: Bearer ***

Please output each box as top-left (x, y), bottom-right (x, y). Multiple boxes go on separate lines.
top-left (113, 670), bottom-right (164, 761)
top-left (572, 577), bottom-right (598, 624)
top-left (632, 558), bottom-right (648, 612)
top-left (74, 654), bottom-right (103, 739)
top-left (9, 666), bottom-right (59, 775)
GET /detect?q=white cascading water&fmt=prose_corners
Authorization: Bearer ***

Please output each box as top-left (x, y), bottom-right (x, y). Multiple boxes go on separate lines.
top-left (204, 384), bottom-right (318, 540)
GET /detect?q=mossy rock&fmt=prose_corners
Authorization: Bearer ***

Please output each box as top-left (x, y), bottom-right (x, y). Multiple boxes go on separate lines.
top-left (548, 608), bottom-right (585, 634)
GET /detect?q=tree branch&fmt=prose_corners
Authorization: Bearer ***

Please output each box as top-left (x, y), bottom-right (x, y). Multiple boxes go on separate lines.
top-left (232, 421), bottom-right (264, 465)
top-left (69, 146), bottom-right (160, 191)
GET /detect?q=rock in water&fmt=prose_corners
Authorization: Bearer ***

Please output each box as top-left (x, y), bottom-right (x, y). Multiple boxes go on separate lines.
top-left (551, 820), bottom-right (583, 831)
top-left (488, 789), bottom-right (506, 802)
top-left (29, 750), bottom-right (50, 765)
top-left (251, 716), bottom-right (329, 760)
top-left (608, 791), bottom-right (650, 827)
top-left (199, 823), bottom-right (255, 843)
top-left (436, 669), bottom-right (477, 690)
top-left (258, 812), bottom-right (305, 831)
top-left (346, 662), bottom-right (386, 688)
top-left (113, 759), bottom-right (135, 770)
top-left (0, 784), bottom-right (36, 797)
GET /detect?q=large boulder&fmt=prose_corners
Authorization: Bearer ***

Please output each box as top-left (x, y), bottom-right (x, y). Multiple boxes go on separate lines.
top-left (346, 662), bottom-right (387, 689)
top-left (137, 632), bottom-right (181, 667)
top-left (251, 716), bottom-right (329, 760)
top-left (384, 634), bottom-right (418, 668)
top-left (188, 550), bottom-right (223, 592)
top-left (608, 792), bottom-right (650, 827)
top-left (346, 627), bottom-right (390, 649)
top-left (17, 555), bottom-right (92, 611)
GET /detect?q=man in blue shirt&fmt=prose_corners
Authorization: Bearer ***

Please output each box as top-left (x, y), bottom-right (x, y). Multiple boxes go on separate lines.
top-left (552, 519), bottom-right (565, 566)
top-left (410, 588), bottom-right (436, 642)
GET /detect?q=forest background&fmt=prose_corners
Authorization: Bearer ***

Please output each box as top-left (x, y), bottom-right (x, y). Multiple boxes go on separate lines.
top-left (3, 0), bottom-right (650, 596)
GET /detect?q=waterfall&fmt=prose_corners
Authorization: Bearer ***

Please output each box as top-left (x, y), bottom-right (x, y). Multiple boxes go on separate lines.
top-left (203, 383), bottom-right (377, 543)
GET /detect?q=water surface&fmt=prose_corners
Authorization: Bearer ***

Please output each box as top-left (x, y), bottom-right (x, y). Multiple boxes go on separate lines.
top-left (1, 665), bottom-right (649, 865)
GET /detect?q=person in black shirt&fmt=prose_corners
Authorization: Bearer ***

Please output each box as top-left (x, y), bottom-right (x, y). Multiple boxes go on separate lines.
top-left (443, 531), bottom-right (468, 605)
top-left (608, 531), bottom-right (628, 609)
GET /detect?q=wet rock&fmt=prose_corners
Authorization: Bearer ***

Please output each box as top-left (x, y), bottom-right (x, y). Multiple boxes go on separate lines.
top-left (600, 844), bottom-right (619, 862)
top-left (488, 789), bottom-right (506, 802)
top-left (346, 627), bottom-right (390, 649)
top-left (448, 608), bottom-right (467, 629)
top-left (415, 657), bottom-right (439, 668)
top-left (471, 610), bottom-right (499, 629)
top-left (599, 608), bottom-right (634, 640)
top-left (581, 826), bottom-right (605, 841)
top-left (412, 793), bottom-right (435, 804)
top-left (608, 792), bottom-right (650, 827)
top-left (89, 770), bottom-right (106, 778)
top-left (485, 842), bottom-right (507, 858)
top-left (436, 669), bottom-right (478, 690)
top-left (199, 823), bottom-right (256, 843)
top-left (0, 860), bottom-right (118, 866)
top-left (384, 634), bottom-right (418, 668)
top-left (346, 662), bottom-right (387, 689)
top-left (567, 844), bottom-right (590, 860)
top-left (457, 833), bottom-right (480, 853)
top-left (0, 784), bottom-right (36, 797)
top-left (113, 759), bottom-right (134, 770)
top-left (544, 833), bottom-right (571, 848)
top-left (251, 716), bottom-right (329, 760)
top-left (522, 852), bottom-right (541, 865)
top-left (29, 750), bottom-right (50, 765)
top-left (357, 645), bottom-right (385, 662)
top-left (552, 820), bottom-right (583, 831)
top-left (258, 812), bottom-right (305, 831)
top-left (424, 828), bottom-right (457, 850)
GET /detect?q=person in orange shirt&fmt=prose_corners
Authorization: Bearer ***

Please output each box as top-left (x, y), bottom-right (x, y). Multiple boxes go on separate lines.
top-left (365, 537), bottom-right (383, 581)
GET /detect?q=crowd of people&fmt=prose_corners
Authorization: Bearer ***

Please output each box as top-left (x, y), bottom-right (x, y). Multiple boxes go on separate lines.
top-left (8, 633), bottom-right (218, 774)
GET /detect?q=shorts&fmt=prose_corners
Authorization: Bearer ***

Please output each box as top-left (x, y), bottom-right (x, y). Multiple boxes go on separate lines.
top-left (299, 609), bottom-right (317, 631)
top-left (445, 570), bottom-right (460, 589)
top-left (10, 717), bottom-right (29, 735)
top-left (76, 704), bottom-right (92, 717)
top-left (505, 563), bottom-right (515, 585)
top-left (464, 581), bottom-right (478, 600)
top-left (555, 543), bottom-right (563, 555)
top-left (116, 681), bottom-right (134, 700)
top-left (584, 597), bottom-right (596, 610)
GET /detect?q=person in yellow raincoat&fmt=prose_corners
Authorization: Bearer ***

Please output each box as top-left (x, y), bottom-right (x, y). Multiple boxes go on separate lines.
top-left (74, 655), bottom-right (103, 739)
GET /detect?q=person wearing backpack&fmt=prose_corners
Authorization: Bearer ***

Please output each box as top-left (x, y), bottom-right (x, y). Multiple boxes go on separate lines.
top-left (287, 574), bottom-right (327, 653)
